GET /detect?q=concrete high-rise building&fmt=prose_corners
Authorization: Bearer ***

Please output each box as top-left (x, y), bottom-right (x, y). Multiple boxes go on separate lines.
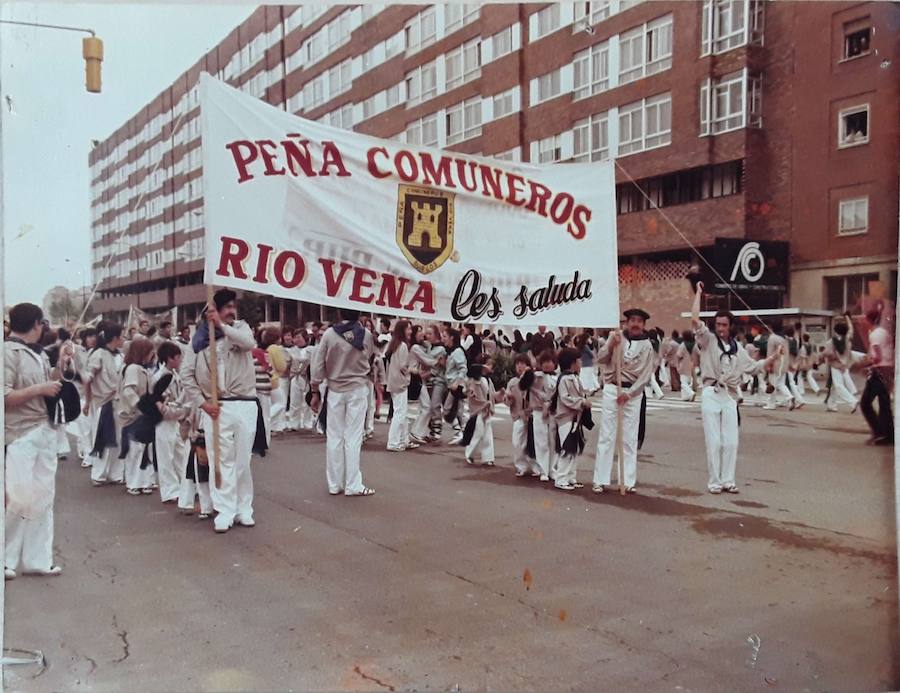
top-left (89, 1), bottom-right (899, 329)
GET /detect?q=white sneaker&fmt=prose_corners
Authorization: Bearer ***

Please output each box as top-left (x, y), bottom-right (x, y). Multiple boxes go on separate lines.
top-left (539, 474), bottom-right (549, 482)
top-left (235, 516), bottom-right (255, 527)
top-left (449, 434), bottom-right (463, 445)
top-left (5, 568), bottom-right (16, 580)
top-left (592, 485), bottom-right (604, 494)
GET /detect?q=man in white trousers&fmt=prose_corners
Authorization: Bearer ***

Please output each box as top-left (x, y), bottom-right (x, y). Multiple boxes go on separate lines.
top-left (593, 308), bottom-right (656, 494)
top-left (183, 289), bottom-right (258, 534)
top-left (529, 350), bottom-right (559, 482)
top-left (4, 303), bottom-right (65, 579)
top-left (691, 284), bottom-right (780, 494)
top-left (310, 308), bottom-right (377, 497)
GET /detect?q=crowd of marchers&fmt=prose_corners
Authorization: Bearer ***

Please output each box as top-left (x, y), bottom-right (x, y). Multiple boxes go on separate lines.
top-left (2, 286), bottom-right (892, 579)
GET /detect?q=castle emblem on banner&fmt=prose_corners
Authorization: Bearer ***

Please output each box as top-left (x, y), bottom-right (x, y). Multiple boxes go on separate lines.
top-left (396, 184), bottom-right (455, 274)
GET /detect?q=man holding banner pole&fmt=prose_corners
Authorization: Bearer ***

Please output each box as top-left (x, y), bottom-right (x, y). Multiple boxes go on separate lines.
top-left (592, 308), bottom-right (655, 494)
top-left (183, 289), bottom-right (259, 533)
top-left (309, 308), bottom-right (378, 497)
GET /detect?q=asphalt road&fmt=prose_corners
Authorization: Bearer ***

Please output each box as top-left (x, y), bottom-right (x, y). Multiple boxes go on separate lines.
top-left (4, 392), bottom-right (897, 692)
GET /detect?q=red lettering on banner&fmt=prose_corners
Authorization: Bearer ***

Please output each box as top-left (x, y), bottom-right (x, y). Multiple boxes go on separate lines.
top-left (349, 268), bottom-right (378, 304)
top-left (257, 140), bottom-right (286, 177)
top-left (319, 259), bottom-right (354, 297)
top-left (404, 281), bottom-right (436, 314)
top-left (505, 173), bottom-right (527, 207)
top-left (216, 237), bottom-right (251, 279)
top-left (367, 147), bottom-right (391, 179)
top-left (375, 274), bottom-right (410, 309)
top-left (273, 251), bottom-right (306, 288)
top-left (525, 181), bottom-right (553, 218)
top-left (549, 193), bottom-right (575, 225)
top-left (320, 141), bottom-right (351, 177)
top-left (421, 155), bottom-right (456, 189)
top-left (567, 205), bottom-right (592, 240)
top-left (225, 141), bottom-right (258, 184)
top-left (395, 150), bottom-right (419, 182)
top-left (281, 136), bottom-right (318, 177)
top-left (253, 244), bottom-right (273, 283)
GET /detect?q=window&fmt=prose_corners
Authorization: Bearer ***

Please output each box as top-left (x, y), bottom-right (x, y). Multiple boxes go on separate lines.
top-left (616, 160), bottom-right (743, 214)
top-left (328, 59), bottom-right (353, 98)
top-left (492, 88), bottom-right (518, 119)
top-left (286, 8), bottom-right (303, 33)
top-left (362, 3), bottom-right (384, 22)
top-left (533, 68), bottom-right (562, 104)
top-left (328, 103), bottom-right (355, 130)
top-left (362, 93), bottom-right (379, 119)
top-left (700, 69), bottom-right (762, 135)
top-left (385, 31), bottom-right (404, 58)
top-left (303, 75), bottom-right (325, 111)
top-left (446, 39), bottom-right (481, 90)
top-left (701, 0), bottom-right (764, 56)
top-left (620, 15), bottom-right (672, 84)
top-left (493, 147), bottom-right (520, 162)
top-left (531, 5), bottom-right (561, 42)
top-left (573, 41), bottom-right (609, 99)
top-left (446, 98), bottom-right (482, 145)
top-left (492, 26), bottom-right (513, 58)
top-left (825, 273), bottom-right (878, 313)
top-left (838, 105), bottom-right (869, 148)
top-left (445, 4), bottom-right (479, 33)
top-left (405, 8), bottom-right (436, 54)
top-left (287, 91), bottom-right (302, 114)
top-left (406, 113), bottom-right (439, 147)
top-left (573, 113), bottom-right (609, 162)
top-left (385, 83), bottom-right (402, 109)
top-left (305, 31), bottom-right (324, 64)
top-left (843, 20), bottom-right (871, 60)
top-left (406, 60), bottom-right (438, 106)
top-left (534, 134), bottom-right (562, 164)
top-left (328, 10), bottom-right (352, 51)
top-left (574, 1), bottom-right (612, 29)
top-left (618, 93), bottom-right (671, 155)
top-left (838, 197), bottom-right (869, 235)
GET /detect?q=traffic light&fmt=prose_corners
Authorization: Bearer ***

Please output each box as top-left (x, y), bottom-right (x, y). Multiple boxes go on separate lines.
top-left (82, 36), bottom-right (103, 93)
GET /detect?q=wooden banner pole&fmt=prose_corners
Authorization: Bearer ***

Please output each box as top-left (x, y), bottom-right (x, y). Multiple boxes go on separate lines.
top-left (206, 285), bottom-right (223, 490)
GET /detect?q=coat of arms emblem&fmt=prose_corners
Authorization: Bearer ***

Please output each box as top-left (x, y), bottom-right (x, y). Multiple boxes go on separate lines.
top-left (396, 184), bottom-right (455, 274)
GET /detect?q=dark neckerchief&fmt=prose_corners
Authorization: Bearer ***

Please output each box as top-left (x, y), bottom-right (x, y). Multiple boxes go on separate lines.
top-left (333, 320), bottom-right (366, 351)
top-left (832, 336), bottom-right (847, 355)
top-left (715, 335), bottom-right (738, 358)
top-left (626, 331), bottom-right (650, 343)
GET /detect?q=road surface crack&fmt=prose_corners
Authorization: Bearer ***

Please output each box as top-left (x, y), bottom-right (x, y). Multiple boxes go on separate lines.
top-left (353, 665), bottom-right (396, 691)
top-left (111, 614), bottom-right (130, 663)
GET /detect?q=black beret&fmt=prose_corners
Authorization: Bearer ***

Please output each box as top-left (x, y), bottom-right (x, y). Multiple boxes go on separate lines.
top-left (623, 308), bottom-right (650, 321)
top-left (213, 289), bottom-right (237, 310)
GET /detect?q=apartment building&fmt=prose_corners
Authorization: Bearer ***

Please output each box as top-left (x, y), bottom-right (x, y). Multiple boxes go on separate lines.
top-left (89, 1), bottom-right (899, 329)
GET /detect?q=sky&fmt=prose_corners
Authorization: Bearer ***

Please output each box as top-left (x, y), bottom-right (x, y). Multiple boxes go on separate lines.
top-left (0, 2), bottom-right (256, 307)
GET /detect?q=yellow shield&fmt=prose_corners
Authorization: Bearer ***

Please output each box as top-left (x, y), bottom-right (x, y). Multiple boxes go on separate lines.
top-left (396, 184), bottom-right (455, 274)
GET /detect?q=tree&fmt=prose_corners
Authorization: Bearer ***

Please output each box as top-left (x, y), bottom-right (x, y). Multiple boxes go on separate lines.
top-left (47, 289), bottom-right (96, 326)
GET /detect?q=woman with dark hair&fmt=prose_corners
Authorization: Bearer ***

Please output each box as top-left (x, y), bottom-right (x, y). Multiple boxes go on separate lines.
top-left (85, 322), bottom-right (126, 486)
top-left (512, 329), bottom-right (525, 354)
top-left (117, 337), bottom-right (158, 495)
top-left (386, 319), bottom-right (416, 451)
top-left (442, 328), bottom-right (468, 443)
top-left (253, 329), bottom-right (279, 446)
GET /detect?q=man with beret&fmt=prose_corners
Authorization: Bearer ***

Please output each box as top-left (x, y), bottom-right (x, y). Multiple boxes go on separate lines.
top-left (592, 307), bottom-right (656, 494)
top-left (183, 289), bottom-right (259, 533)
top-left (4, 303), bottom-right (66, 578)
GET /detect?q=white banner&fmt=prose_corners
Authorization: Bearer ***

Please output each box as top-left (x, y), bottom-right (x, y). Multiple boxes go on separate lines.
top-left (200, 75), bottom-right (619, 327)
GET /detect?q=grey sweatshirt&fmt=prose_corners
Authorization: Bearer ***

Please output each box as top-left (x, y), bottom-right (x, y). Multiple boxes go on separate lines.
top-left (309, 323), bottom-right (376, 393)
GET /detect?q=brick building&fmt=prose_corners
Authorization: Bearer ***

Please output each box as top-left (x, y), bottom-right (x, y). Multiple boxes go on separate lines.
top-left (89, 1), bottom-right (899, 331)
